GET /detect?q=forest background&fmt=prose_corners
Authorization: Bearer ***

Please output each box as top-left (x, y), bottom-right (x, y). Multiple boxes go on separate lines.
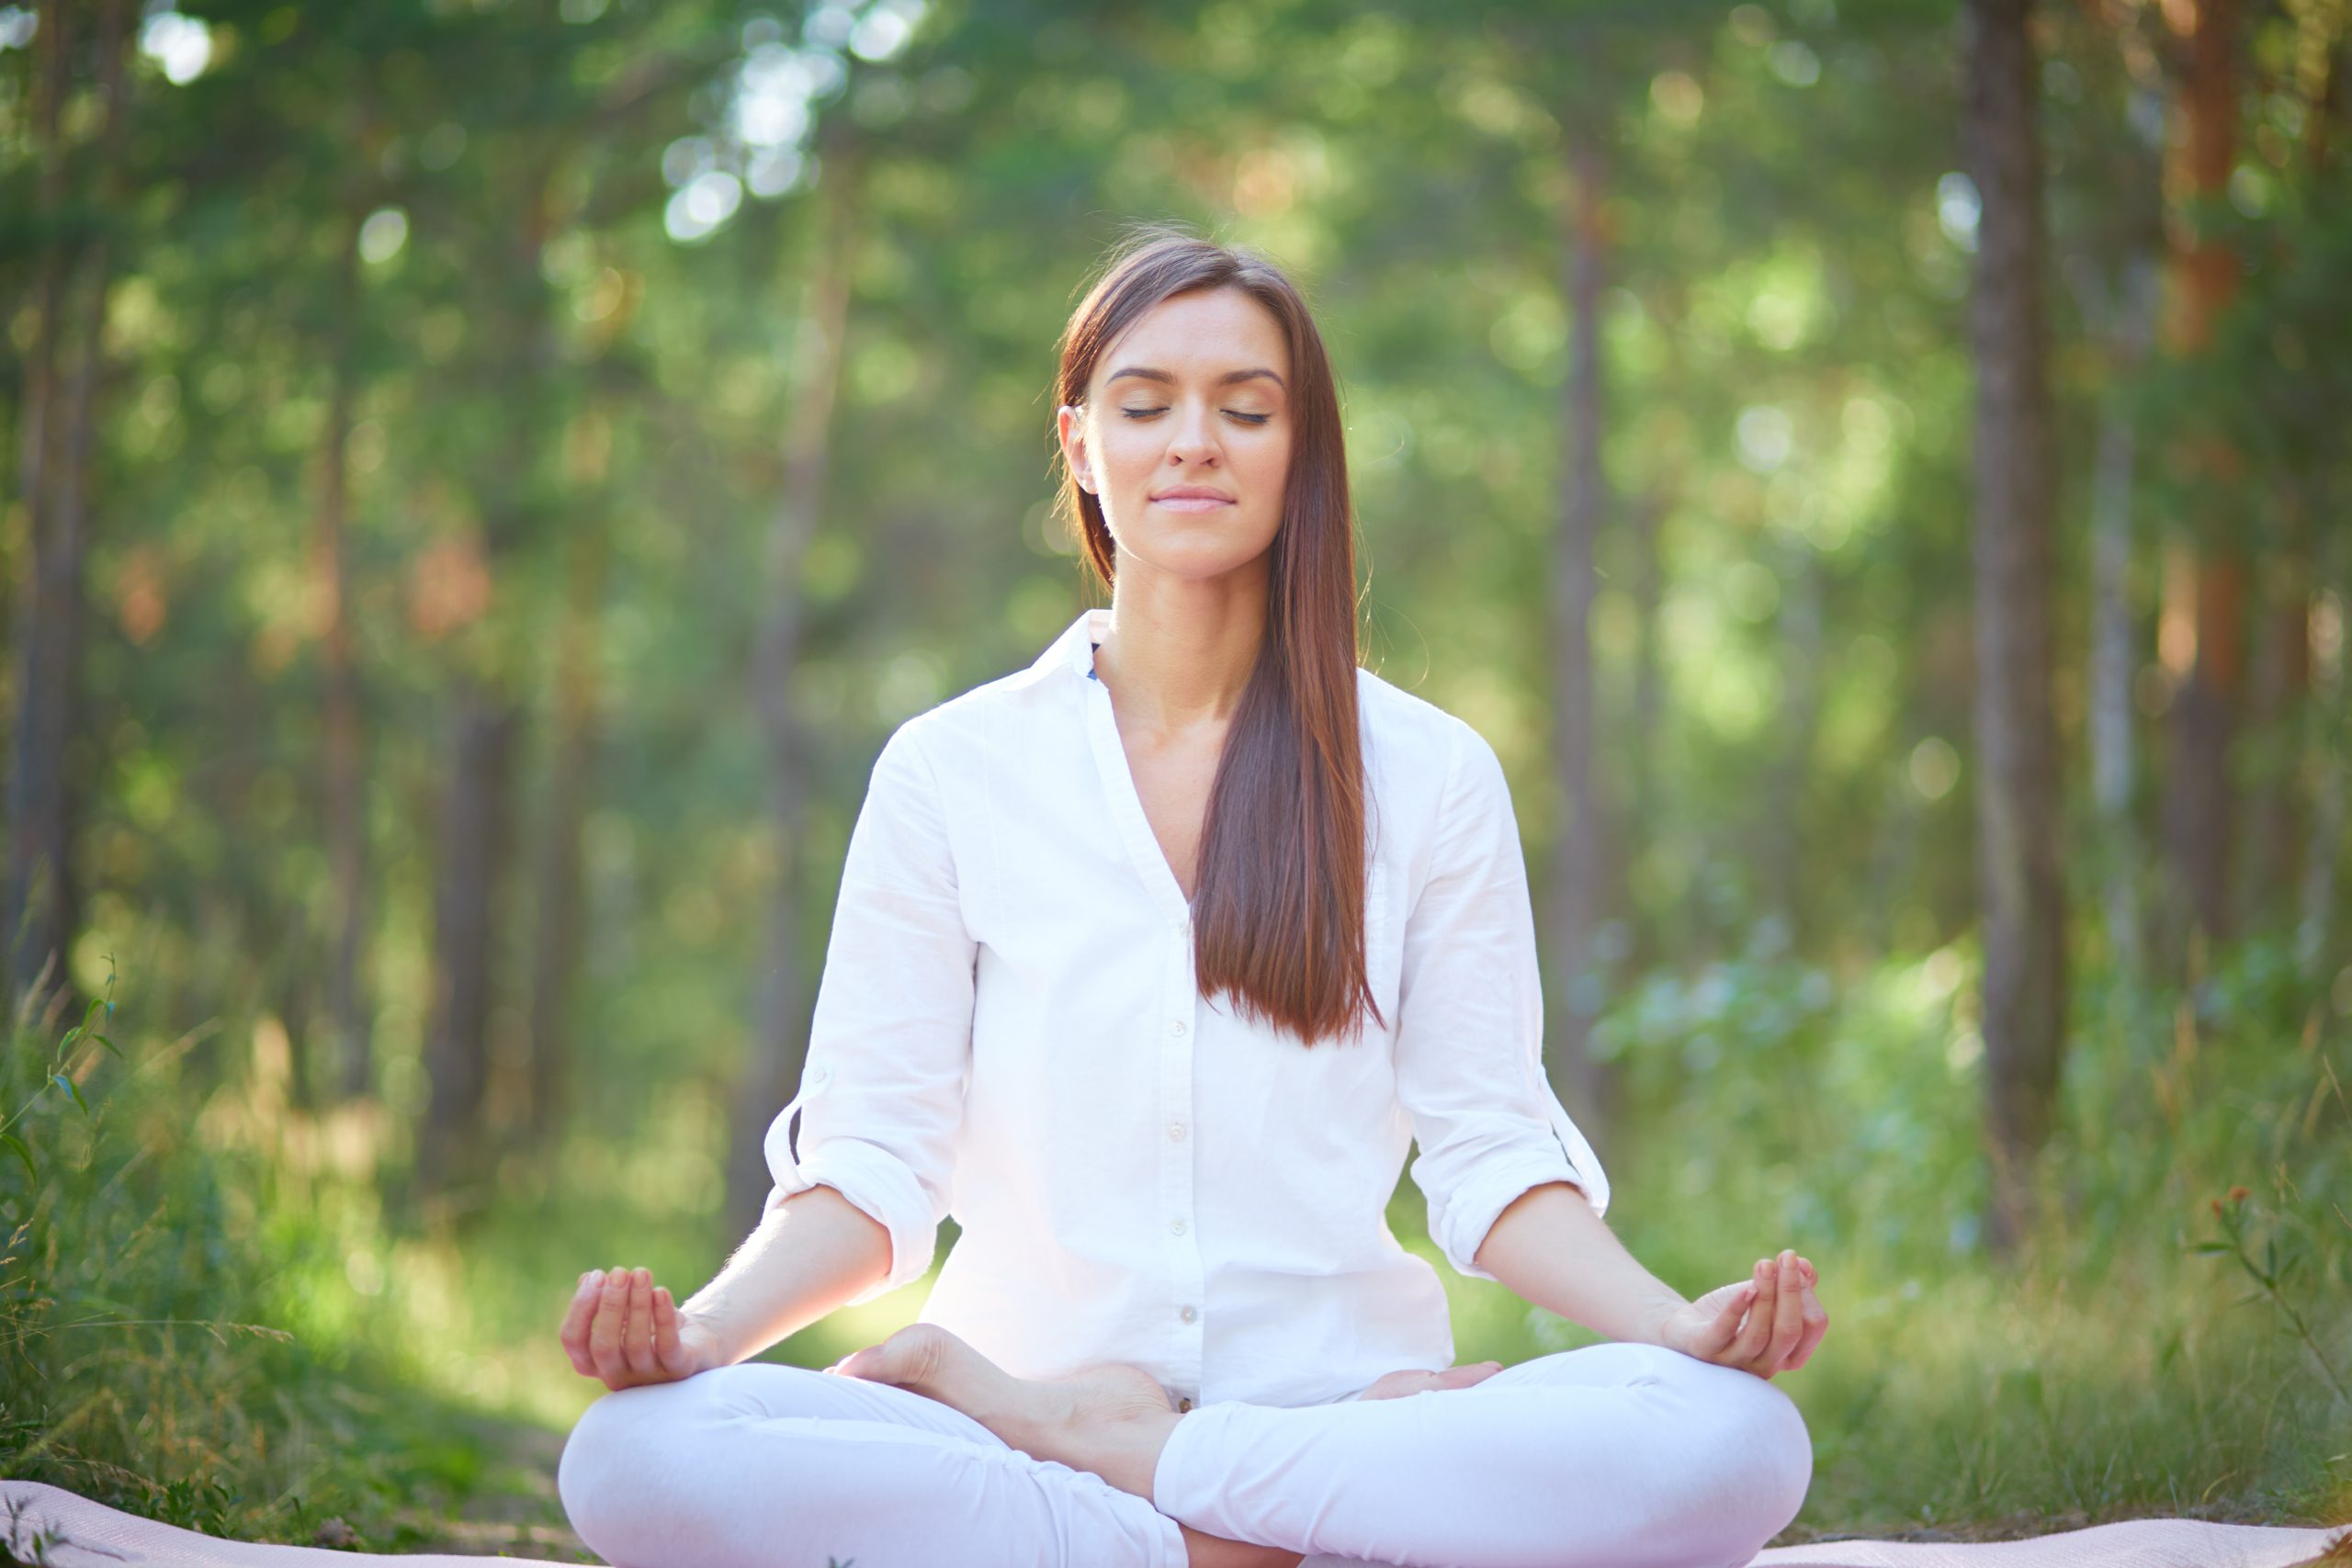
top-left (3, 0), bottom-right (2348, 1557)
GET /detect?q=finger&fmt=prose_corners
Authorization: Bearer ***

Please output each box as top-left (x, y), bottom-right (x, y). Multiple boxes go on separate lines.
top-left (589, 1261), bottom-right (629, 1384)
top-left (560, 1271), bottom-right (604, 1374)
top-left (1728, 1258), bottom-right (1779, 1368)
top-left (653, 1285), bottom-right (685, 1374)
top-left (1696, 1281), bottom-right (1757, 1358)
top-left (1785, 1299), bottom-right (1829, 1371)
top-left (1784, 1264), bottom-right (1829, 1371)
top-left (622, 1269), bottom-right (659, 1378)
top-left (1766, 1248), bottom-right (1807, 1370)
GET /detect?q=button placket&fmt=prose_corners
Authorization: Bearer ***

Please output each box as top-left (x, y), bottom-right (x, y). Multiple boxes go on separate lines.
top-left (1159, 916), bottom-right (1205, 1393)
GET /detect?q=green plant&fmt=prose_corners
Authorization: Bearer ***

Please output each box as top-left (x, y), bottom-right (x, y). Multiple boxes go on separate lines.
top-left (0, 964), bottom-right (122, 1186)
top-left (2194, 1184), bottom-right (2348, 1404)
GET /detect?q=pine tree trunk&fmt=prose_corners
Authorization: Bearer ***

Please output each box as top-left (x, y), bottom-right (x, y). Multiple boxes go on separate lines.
top-left (526, 528), bottom-right (608, 1146)
top-left (2158, 0), bottom-right (2245, 953)
top-left (1627, 490), bottom-right (1667, 972)
top-left (419, 689), bottom-right (520, 1194)
top-left (2298, 525), bottom-right (2346, 985)
top-left (2238, 530), bottom-right (2311, 932)
top-left (2087, 253), bottom-right (2159, 978)
top-left (416, 165), bottom-right (558, 1197)
top-left (318, 209), bottom-right (372, 1100)
top-left (6, 0), bottom-right (130, 1018)
top-left (1963, 0), bottom-right (2069, 1258)
top-left (1544, 129), bottom-right (1619, 1157)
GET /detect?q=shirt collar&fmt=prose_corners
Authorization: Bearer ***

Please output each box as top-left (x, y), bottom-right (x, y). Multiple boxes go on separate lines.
top-left (1033, 606), bottom-right (1112, 684)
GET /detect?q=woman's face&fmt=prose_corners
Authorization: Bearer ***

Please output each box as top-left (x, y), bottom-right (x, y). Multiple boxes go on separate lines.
top-left (1057, 286), bottom-right (1294, 583)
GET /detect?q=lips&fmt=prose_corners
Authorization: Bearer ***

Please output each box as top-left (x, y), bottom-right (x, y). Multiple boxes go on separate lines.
top-left (1150, 488), bottom-right (1234, 512)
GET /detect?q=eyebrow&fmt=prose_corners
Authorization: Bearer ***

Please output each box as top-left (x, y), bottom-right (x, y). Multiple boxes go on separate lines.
top-left (1105, 366), bottom-right (1286, 392)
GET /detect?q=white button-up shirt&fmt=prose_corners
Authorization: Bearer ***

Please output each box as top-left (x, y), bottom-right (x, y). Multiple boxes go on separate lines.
top-left (764, 606), bottom-right (1611, 1410)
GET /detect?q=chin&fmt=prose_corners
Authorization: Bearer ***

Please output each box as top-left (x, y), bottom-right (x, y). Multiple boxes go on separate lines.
top-left (1130, 536), bottom-right (1278, 579)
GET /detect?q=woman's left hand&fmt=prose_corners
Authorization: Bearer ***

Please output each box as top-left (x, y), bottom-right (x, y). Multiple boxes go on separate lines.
top-left (1656, 1248), bottom-right (1827, 1380)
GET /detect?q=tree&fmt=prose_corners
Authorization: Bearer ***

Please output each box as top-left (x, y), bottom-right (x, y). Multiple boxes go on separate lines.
top-left (5, 0), bottom-right (133, 1019)
top-left (2155, 0), bottom-right (2245, 953)
top-left (1962, 0), bottom-right (2069, 1257)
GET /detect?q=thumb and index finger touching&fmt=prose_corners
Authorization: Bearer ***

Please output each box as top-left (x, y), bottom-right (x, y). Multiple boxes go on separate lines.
top-left (561, 1266), bottom-right (684, 1389)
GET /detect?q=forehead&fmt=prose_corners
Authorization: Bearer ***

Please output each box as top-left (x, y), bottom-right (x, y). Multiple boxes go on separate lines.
top-left (1097, 287), bottom-right (1290, 385)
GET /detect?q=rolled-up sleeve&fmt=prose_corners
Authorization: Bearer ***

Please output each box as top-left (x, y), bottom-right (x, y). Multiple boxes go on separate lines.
top-left (763, 720), bottom-right (973, 1304)
top-left (1394, 719), bottom-right (1611, 1283)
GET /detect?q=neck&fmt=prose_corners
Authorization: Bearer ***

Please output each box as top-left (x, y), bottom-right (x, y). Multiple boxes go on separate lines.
top-left (1092, 556), bottom-right (1269, 733)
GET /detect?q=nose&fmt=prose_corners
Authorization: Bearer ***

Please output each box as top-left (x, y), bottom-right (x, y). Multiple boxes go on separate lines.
top-left (1165, 398), bottom-right (1219, 468)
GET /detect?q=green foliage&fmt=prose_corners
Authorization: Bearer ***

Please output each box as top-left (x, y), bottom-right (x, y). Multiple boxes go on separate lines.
top-left (0, 979), bottom-right (581, 1557)
top-left (1455, 935), bottom-right (2352, 1532)
top-left (2195, 1183), bottom-right (2347, 1404)
top-left (1, 0), bottom-right (2348, 1551)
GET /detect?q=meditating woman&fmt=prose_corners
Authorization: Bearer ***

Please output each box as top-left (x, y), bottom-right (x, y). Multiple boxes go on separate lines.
top-left (552, 226), bottom-right (1830, 1568)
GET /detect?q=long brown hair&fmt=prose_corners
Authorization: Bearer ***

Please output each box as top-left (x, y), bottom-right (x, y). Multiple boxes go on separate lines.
top-left (1052, 223), bottom-right (1381, 1048)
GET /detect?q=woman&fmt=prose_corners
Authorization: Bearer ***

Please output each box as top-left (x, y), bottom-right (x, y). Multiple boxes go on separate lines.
top-left (553, 226), bottom-right (1829, 1568)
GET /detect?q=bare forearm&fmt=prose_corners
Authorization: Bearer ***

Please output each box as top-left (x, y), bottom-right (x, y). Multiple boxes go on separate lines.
top-left (1473, 1180), bottom-right (1686, 1347)
top-left (680, 1185), bottom-right (893, 1367)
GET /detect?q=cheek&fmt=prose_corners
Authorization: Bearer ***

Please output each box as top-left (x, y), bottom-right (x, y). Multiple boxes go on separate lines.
top-left (1256, 432), bottom-right (1294, 478)
top-left (1243, 430), bottom-right (1294, 500)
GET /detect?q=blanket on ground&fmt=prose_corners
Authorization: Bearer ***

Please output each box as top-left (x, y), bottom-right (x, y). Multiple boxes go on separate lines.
top-left (2, 1482), bottom-right (2340, 1568)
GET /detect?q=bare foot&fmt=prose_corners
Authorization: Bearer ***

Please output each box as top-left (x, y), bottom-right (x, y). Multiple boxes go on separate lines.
top-left (832, 1324), bottom-right (1183, 1499)
top-left (1357, 1360), bottom-right (1504, 1400)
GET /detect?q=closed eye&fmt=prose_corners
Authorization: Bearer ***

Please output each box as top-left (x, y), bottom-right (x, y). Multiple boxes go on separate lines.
top-left (1120, 408), bottom-right (1272, 425)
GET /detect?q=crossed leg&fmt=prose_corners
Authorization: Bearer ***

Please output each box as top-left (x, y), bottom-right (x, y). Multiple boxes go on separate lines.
top-left (1152, 1342), bottom-right (1814, 1568)
top-left (558, 1360), bottom-right (1190, 1568)
top-left (557, 1339), bottom-right (1812, 1568)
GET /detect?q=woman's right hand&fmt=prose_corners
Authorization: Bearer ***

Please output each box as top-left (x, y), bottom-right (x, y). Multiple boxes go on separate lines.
top-left (560, 1266), bottom-right (727, 1390)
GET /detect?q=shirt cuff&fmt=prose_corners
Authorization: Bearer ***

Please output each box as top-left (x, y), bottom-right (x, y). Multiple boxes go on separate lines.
top-left (1432, 1086), bottom-right (1612, 1282)
top-left (765, 1136), bottom-right (941, 1303)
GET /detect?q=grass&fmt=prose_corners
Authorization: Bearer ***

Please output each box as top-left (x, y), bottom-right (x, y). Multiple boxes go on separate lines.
top-left (3, 933), bottom-right (2346, 1558)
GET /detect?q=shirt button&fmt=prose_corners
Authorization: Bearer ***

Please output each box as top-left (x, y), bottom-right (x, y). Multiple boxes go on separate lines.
top-left (1180, 1305), bottom-right (1197, 1323)
top-left (1170, 1217), bottom-right (1187, 1235)
top-left (1168, 1122), bottom-right (1187, 1141)
top-left (1170, 1019), bottom-right (1188, 1037)
top-left (1177, 1396), bottom-right (1194, 1412)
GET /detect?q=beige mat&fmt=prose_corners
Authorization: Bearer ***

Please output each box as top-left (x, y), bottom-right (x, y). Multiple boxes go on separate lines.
top-left (4, 1481), bottom-right (2342, 1568)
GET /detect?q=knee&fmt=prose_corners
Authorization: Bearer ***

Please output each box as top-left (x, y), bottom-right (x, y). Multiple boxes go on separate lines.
top-left (1688, 1369), bottom-right (1815, 1559)
top-left (558, 1382), bottom-right (701, 1567)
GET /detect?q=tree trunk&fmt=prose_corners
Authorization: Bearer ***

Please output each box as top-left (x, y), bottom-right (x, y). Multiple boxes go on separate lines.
top-left (1765, 544), bottom-right (1825, 952)
top-left (724, 118), bottom-right (864, 1237)
top-left (1544, 129), bottom-right (1619, 1159)
top-left (417, 163), bottom-right (560, 1197)
top-left (1963, 0), bottom-right (2069, 1259)
top-left (1627, 489), bottom-right (1667, 973)
top-left (2158, 0), bottom-right (2245, 953)
top-left (6, 0), bottom-right (130, 1019)
top-left (2086, 252), bottom-right (2160, 978)
top-left (318, 209), bottom-right (372, 1100)
top-left (526, 527), bottom-right (608, 1147)
top-left (2298, 523), bottom-right (2346, 986)
top-left (419, 689), bottom-right (519, 1196)
top-left (2239, 524), bottom-right (2311, 933)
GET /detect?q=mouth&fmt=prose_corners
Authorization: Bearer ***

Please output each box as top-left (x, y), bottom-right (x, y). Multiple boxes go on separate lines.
top-left (1150, 493), bottom-right (1234, 513)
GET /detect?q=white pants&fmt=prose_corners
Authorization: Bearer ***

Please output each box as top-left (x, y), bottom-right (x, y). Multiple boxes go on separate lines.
top-left (557, 1339), bottom-right (1813, 1568)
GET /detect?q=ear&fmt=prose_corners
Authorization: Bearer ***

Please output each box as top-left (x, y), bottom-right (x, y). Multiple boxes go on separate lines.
top-left (1057, 403), bottom-right (1095, 495)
